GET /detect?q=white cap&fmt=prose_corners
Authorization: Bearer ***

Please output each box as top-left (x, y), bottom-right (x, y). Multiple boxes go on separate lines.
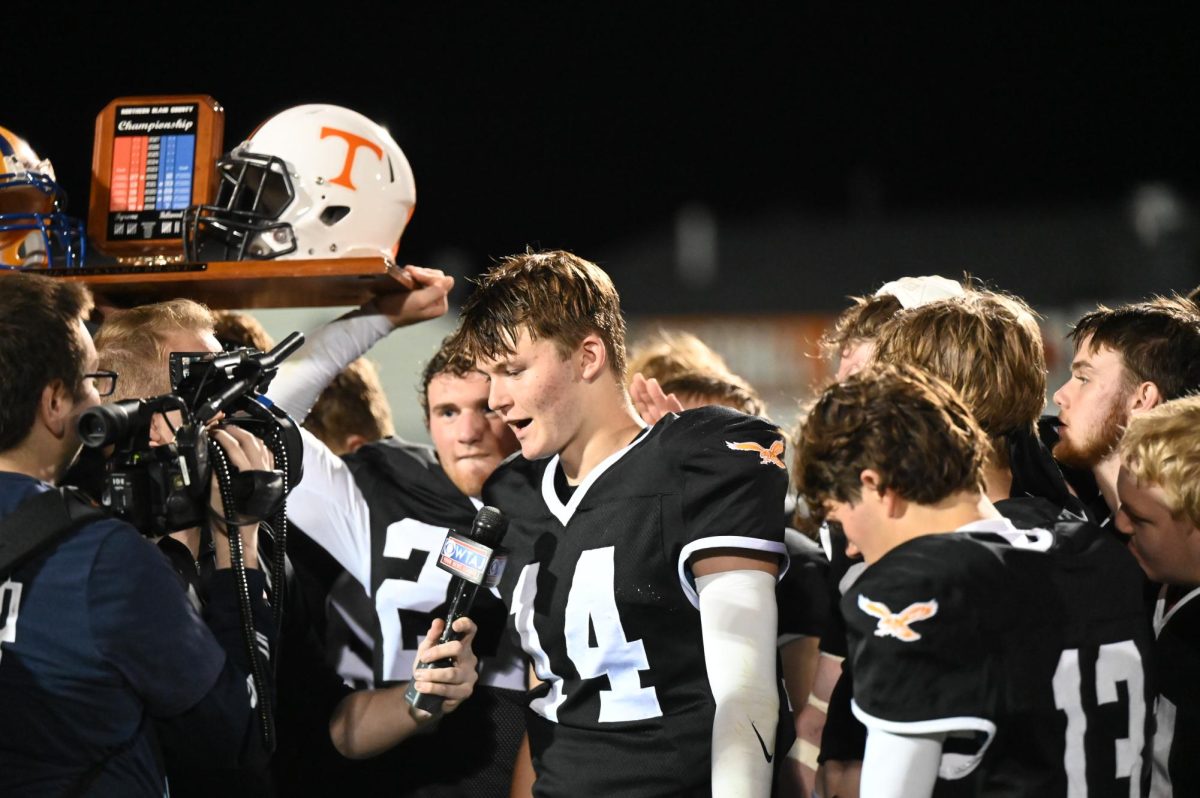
top-left (875, 275), bottom-right (966, 309)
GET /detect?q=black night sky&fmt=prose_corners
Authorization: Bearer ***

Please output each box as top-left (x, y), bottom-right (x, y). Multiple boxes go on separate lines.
top-left (11, 4), bottom-right (1200, 310)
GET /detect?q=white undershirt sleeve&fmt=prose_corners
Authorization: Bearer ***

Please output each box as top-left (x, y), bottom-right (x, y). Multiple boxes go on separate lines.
top-left (268, 312), bottom-right (393, 423)
top-left (860, 727), bottom-right (945, 798)
top-left (286, 427), bottom-right (374, 590)
top-left (697, 569), bottom-right (779, 798)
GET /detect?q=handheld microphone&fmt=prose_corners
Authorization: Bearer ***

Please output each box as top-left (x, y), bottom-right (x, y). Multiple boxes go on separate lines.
top-left (405, 505), bottom-right (508, 716)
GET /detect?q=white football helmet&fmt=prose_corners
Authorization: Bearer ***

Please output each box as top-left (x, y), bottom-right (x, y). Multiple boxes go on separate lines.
top-left (184, 104), bottom-right (415, 263)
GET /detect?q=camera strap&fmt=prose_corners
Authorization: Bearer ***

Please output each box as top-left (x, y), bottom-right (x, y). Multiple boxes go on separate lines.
top-left (0, 487), bottom-right (106, 583)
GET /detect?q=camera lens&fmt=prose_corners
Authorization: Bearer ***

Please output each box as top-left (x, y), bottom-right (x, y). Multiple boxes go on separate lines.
top-left (78, 401), bottom-right (141, 448)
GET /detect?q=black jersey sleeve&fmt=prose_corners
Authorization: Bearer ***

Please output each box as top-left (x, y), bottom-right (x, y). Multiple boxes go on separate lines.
top-left (667, 407), bottom-right (789, 606)
top-left (841, 557), bottom-right (995, 740)
top-left (777, 533), bottom-right (831, 640)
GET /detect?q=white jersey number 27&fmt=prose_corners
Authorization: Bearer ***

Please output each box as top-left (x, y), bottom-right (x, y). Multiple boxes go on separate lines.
top-left (375, 519), bottom-right (454, 682)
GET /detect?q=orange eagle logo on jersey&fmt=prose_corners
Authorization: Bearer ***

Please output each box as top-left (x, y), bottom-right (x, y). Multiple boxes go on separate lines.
top-left (857, 595), bottom-right (939, 642)
top-left (725, 439), bottom-right (786, 469)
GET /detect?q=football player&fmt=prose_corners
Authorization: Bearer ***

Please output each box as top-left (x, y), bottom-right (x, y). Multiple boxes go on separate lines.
top-left (1117, 395), bottom-right (1200, 796)
top-left (625, 336), bottom-right (827, 796)
top-left (801, 275), bottom-right (965, 798)
top-left (269, 278), bottom-right (529, 797)
top-left (625, 332), bottom-right (826, 797)
top-left (795, 363), bottom-right (1150, 797)
top-left (448, 250), bottom-right (788, 797)
top-left (873, 288), bottom-right (1155, 794)
top-left (1052, 296), bottom-right (1200, 524)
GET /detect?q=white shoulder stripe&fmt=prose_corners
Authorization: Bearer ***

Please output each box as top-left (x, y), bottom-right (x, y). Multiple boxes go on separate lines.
top-left (677, 535), bottom-right (788, 609)
top-left (851, 699), bottom-right (996, 781)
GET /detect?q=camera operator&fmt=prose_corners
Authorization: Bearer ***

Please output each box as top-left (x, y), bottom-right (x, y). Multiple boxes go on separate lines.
top-left (0, 273), bottom-right (272, 797)
top-left (93, 298), bottom-right (478, 797)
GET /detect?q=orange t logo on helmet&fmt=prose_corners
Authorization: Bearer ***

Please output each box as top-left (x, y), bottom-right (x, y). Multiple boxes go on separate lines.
top-left (320, 127), bottom-right (383, 190)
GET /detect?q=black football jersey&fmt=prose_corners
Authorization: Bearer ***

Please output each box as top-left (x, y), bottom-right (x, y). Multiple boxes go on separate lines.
top-left (311, 437), bottom-right (526, 797)
top-left (998, 497), bottom-right (1155, 798)
top-left (483, 406), bottom-right (789, 797)
top-left (814, 521), bottom-right (870, 765)
top-left (342, 438), bottom-right (525, 687)
top-left (778, 530), bottom-right (832, 641)
top-left (844, 519), bottom-right (1152, 798)
top-left (1149, 586), bottom-right (1200, 797)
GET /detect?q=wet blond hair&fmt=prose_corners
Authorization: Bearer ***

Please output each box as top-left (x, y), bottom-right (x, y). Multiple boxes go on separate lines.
top-left (450, 250), bottom-right (627, 377)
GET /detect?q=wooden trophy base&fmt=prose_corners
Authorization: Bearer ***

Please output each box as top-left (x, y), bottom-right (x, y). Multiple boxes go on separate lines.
top-left (40, 257), bottom-right (404, 310)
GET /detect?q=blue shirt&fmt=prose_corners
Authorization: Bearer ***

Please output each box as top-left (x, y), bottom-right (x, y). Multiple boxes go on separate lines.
top-left (0, 471), bottom-right (226, 796)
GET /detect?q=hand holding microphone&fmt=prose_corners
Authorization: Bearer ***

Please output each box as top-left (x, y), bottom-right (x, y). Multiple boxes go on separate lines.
top-left (405, 506), bottom-right (508, 718)
top-left (407, 617), bottom-right (480, 720)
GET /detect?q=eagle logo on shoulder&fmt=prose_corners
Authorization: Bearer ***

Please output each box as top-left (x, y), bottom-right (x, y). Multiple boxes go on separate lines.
top-left (725, 439), bottom-right (786, 469)
top-left (857, 595), bottom-right (939, 642)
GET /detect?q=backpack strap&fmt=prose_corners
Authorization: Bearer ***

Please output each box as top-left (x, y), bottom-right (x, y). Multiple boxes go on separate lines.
top-left (0, 487), bottom-right (144, 796)
top-left (0, 486), bottom-right (106, 583)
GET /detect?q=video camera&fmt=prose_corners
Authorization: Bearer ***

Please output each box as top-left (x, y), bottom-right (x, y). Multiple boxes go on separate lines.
top-left (77, 332), bottom-right (305, 536)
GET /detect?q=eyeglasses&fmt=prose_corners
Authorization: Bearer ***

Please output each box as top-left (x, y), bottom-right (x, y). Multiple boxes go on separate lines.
top-left (84, 370), bottom-right (118, 398)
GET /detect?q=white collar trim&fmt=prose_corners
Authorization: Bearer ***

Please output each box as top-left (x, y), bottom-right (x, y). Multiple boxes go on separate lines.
top-left (1155, 584), bottom-right (1200, 635)
top-left (540, 428), bottom-right (652, 525)
top-left (955, 517), bottom-right (1054, 552)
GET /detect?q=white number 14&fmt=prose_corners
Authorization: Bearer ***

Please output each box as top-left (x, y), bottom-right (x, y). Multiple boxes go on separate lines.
top-left (512, 547), bottom-right (663, 723)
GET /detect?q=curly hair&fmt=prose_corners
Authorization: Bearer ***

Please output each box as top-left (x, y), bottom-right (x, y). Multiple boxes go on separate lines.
top-left (794, 362), bottom-right (988, 518)
top-left (418, 334), bottom-right (482, 420)
top-left (212, 310), bottom-right (275, 352)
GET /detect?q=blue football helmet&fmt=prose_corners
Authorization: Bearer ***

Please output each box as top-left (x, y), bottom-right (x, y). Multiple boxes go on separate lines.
top-left (0, 125), bottom-right (85, 269)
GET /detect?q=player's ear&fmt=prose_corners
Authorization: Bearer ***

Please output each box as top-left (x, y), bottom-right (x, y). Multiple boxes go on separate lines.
top-left (343, 433), bottom-right (369, 454)
top-left (859, 468), bottom-right (884, 498)
top-left (1128, 380), bottom-right (1162, 414)
top-left (577, 334), bottom-right (608, 381)
top-left (861, 469), bottom-right (904, 517)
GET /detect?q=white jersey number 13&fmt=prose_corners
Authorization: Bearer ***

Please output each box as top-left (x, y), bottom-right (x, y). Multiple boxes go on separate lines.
top-left (1052, 639), bottom-right (1145, 798)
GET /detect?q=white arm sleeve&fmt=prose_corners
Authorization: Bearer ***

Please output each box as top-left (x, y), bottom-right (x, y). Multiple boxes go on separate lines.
top-left (286, 427), bottom-right (374, 590)
top-left (268, 312), bottom-right (393, 423)
top-left (859, 728), bottom-right (945, 798)
top-left (697, 569), bottom-right (779, 798)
